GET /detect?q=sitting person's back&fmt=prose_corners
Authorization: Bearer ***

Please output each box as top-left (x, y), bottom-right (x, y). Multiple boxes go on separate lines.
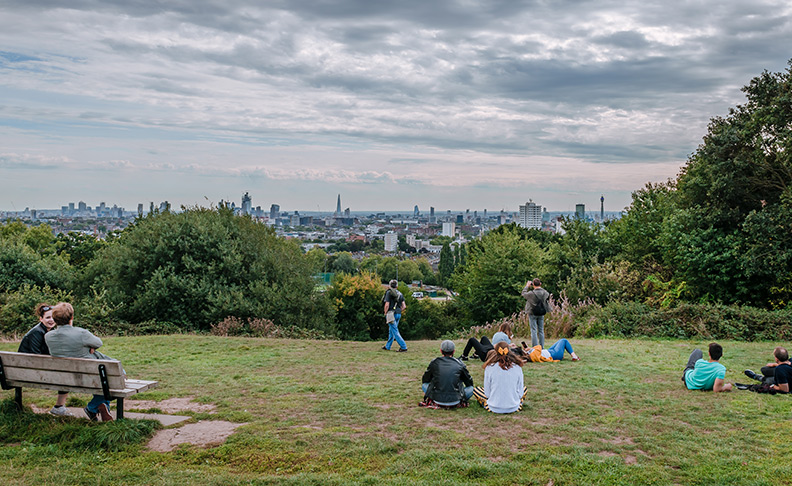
top-left (421, 340), bottom-right (474, 407)
top-left (45, 323), bottom-right (103, 359)
top-left (473, 342), bottom-right (527, 414)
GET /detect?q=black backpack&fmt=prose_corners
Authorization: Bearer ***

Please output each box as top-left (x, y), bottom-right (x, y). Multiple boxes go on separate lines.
top-left (532, 291), bottom-right (547, 316)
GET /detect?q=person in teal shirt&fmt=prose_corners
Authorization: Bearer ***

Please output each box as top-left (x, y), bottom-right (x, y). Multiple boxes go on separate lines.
top-left (683, 342), bottom-right (732, 392)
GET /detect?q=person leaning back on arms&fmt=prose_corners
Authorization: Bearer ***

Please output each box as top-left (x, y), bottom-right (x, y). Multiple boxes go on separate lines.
top-left (682, 342), bottom-right (732, 392)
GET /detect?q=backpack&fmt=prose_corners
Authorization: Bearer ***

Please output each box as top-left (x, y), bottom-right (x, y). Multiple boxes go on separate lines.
top-left (532, 291), bottom-right (547, 316)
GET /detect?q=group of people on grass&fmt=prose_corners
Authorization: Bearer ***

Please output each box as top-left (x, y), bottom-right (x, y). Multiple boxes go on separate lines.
top-left (683, 342), bottom-right (791, 394)
top-left (17, 302), bottom-right (117, 421)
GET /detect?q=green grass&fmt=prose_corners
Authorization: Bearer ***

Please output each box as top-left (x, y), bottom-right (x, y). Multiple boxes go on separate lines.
top-left (1, 335), bottom-right (791, 485)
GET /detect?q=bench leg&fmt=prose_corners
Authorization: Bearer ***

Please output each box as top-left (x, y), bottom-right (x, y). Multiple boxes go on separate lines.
top-left (116, 397), bottom-right (124, 420)
top-left (14, 387), bottom-right (23, 411)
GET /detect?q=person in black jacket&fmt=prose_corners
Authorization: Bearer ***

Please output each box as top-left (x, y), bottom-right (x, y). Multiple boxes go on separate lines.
top-left (421, 340), bottom-right (474, 407)
top-left (17, 303), bottom-right (72, 416)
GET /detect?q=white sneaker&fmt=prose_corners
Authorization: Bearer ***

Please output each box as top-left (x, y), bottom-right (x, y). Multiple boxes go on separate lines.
top-left (49, 406), bottom-right (74, 417)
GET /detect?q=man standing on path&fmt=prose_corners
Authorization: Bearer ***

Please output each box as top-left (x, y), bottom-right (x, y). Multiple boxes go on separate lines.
top-left (421, 340), bottom-right (474, 407)
top-left (522, 278), bottom-right (552, 347)
top-left (381, 280), bottom-right (407, 352)
top-left (683, 342), bottom-right (732, 392)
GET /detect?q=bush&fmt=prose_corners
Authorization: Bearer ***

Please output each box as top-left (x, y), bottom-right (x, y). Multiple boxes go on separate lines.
top-left (80, 207), bottom-right (333, 332)
top-left (0, 284), bottom-right (74, 335)
top-left (211, 316), bottom-right (335, 339)
top-left (326, 272), bottom-right (384, 341)
top-left (400, 298), bottom-right (463, 340)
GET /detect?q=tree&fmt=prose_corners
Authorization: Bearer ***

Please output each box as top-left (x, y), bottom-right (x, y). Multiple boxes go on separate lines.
top-left (438, 242), bottom-right (454, 287)
top-left (328, 252), bottom-right (359, 274)
top-left (452, 226), bottom-right (546, 325)
top-left (326, 271), bottom-right (384, 340)
top-left (80, 207), bottom-right (332, 331)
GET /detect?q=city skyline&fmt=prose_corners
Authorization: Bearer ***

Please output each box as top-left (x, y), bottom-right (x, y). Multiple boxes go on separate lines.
top-left (2, 2), bottom-right (791, 212)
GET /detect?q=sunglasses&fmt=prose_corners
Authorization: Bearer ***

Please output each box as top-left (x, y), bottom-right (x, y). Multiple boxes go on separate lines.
top-left (41, 306), bottom-right (53, 312)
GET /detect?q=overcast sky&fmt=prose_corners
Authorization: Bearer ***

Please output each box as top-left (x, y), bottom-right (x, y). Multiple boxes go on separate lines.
top-left (1, 1), bottom-right (790, 213)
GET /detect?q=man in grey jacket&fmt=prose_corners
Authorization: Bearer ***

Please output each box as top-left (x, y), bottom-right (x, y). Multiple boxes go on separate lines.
top-left (521, 278), bottom-right (552, 347)
top-left (45, 303), bottom-right (115, 422)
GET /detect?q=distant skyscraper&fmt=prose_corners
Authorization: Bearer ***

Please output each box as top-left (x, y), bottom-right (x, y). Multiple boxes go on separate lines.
top-left (270, 204), bottom-right (280, 220)
top-left (518, 201), bottom-right (542, 229)
top-left (78, 201), bottom-right (87, 212)
top-left (336, 194), bottom-right (342, 214)
top-left (430, 207), bottom-right (435, 217)
top-left (575, 204), bottom-right (586, 220)
top-left (442, 222), bottom-right (455, 237)
top-left (137, 203), bottom-right (143, 215)
top-left (414, 205), bottom-right (419, 217)
top-left (600, 195), bottom-right (605, 222)
top-left (241, 192), bottom-right (252, 215)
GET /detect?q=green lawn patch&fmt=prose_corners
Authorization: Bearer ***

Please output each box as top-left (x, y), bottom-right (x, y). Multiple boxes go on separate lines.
top-left (1, 335), bottom-right (791, 485)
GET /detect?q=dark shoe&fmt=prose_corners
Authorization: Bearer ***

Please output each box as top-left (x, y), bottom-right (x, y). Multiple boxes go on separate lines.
top-left (744, 369), bottom-right (762, 382)
top-left (97, 403), bottom-right (113, 422)
top-left (398, 348), bottom-right (408, 352)
top-left (470, 353), bottom-right (479, 360)
top-left (381, 346), bottom-right (389, 351)
top-left (460, 355), bottom-right (469, 361)
top-left (84, 407), bottom-right (98, 422)
top-left (735, 383), bottom-right (751, 390)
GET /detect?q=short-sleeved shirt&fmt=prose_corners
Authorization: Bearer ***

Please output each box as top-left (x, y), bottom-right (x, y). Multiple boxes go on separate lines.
top-left (685, 359), bottom-right (726, 390)
top-left (382, 288), bottom-right (404, 313)
top-left (491, 332), bottom-right (512, 345)
top-left (774, 363), bottom-right (792, 386)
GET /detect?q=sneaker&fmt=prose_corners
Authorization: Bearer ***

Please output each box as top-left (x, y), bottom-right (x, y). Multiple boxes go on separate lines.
top-left (381, 346), bottom-right (389, 351)
top-left (460, 355), bottom-right (469, 361)
top-left (572, 356), bottom-right (581, 361)
top-left (97, 403), bottom-right (113, 422)
top-left (735, 383), bottom-right (751, 390)
top-left (397, 348), bottom-right (408, 352)
top-left (84, 407), bottom-right (98, 422)
top-left (744, 369), bottom-right (762, 382)
top-left (49, 406), bottom-right (74, 417)
top-left (470, 353), bottom-right (479, 360)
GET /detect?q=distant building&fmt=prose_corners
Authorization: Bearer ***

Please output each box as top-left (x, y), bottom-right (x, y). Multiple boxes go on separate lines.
top-left (518, 201), bottom-right (542, 229)
top-left (270, 204), bottom-right (280, 221)
top-left (575, 204), bottom-right (585, 220)
top-left (414, 205), bottom-right (419, 217)
top-left (600, 195), bottom-right (605, 222)
top-left (442, 222), bottom-right (455, 237)
top-left (137, 203), bottom-right (143, 215)
top-left (335, 194), bottom-right (342, 214)
top-left (241, 192), bottom-right (252, 215)
top-left (384, 231), bottom-right (398, 252)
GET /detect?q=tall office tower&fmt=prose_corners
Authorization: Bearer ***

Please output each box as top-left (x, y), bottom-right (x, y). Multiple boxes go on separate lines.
top-left (270, 204), bottom-right (280, 220)
top-left (78, 201), bottom-right (87, 212)
top-left (344, 208), bottom-right (350, 218)
top-left (600, 195), bottom-right (605, 222)
top-left (384, 231), bottom-right (398, 252)
top-left (69, 202), bottom-right (75, 214)
top-left (336, 194), bottom-right (342, 214)
top-left (518, 201), bottom-right (542, 229)
top-left (137, 203), bottom-right (143, 215)
top-left (465, 209), bottom-right (470, 220)
top-left (241, 192), bottom-right (252, 215)
top-left (456, 214), bottom-right (463, 224)
top-left (442, 222), bottom-right (455, 237)
top-left (575, 204), bottom-right (585, 220)
top-left (414, 205), bottom-right (419, 217)
top-left (430, 207), bottom-right (435, 217)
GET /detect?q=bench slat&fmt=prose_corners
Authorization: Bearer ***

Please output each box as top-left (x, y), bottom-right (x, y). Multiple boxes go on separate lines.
top-left (0, 351), bottom-right (124, 376)
top-left (2, 367), bottom-right (125, 390)
top-left (5, 379), bottom-right (159, 398)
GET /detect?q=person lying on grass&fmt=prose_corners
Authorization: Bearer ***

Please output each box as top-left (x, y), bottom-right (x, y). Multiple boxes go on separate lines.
top-left (18, 303), bottom-right (71, 416)
top-left (743, 346), bottom-right (791, 393)
top-left (420, 340), bottom-right (474, 409)
top-left (473, 342), bottom-right (527, 414)
top-left (460, 322), bottom-right (519, 362)
top-left (682, 342), bottom-right (732, 392)
top-left (523, 338), bottom-right (581, 362)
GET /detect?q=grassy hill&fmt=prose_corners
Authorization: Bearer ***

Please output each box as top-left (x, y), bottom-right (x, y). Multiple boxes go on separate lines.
top-left (1, 335), bottom-right (791, 485)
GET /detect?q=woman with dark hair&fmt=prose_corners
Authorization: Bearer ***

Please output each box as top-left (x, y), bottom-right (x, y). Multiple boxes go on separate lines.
top-left (18, 304), bottom-right (72, 416)
top-left (473, 342), bottom-right (527, 413)
top-left (459, 322), bottom-right (515, 362)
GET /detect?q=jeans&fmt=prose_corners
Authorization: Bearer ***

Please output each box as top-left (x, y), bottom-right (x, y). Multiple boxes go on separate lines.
top-left (385, 313), bottom-right (406, 350)
top-left (86, 394), bottom-right (111, 413)
top-left (547, 338), bottom-right (574, 361)
top-left (422, 382), bottom-right (474, 406)
top-left (529, 315), bottom-right (545, 347)
top-left (683, 349), bottom-right (703, 381)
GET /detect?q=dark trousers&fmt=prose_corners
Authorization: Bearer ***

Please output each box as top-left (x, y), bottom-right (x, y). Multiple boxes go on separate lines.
top-left (463, 336), bottom-right (494, 362)
top-left (683, 349), bottom-right (703, 380)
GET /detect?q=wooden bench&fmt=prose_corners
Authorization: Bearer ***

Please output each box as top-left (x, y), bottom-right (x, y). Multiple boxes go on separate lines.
top-left (0, 351), bottom-right (158, 420)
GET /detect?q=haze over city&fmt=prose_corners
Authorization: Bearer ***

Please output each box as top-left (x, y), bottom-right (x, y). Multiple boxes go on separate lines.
top-left (1, 1), bottom-right (791, 212)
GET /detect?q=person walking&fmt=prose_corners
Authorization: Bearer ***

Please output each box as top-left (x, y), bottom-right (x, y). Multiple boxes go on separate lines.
top-left (381, 280), bottom-right (407, 352)
top-left (522, 278), bottom-right (552, 347)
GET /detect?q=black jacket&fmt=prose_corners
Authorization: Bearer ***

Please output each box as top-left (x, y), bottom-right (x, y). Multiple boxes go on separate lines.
top-left (18, 323), bottom-right (50, 355)
top-left (422, 355), bottom-right (474, 404)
